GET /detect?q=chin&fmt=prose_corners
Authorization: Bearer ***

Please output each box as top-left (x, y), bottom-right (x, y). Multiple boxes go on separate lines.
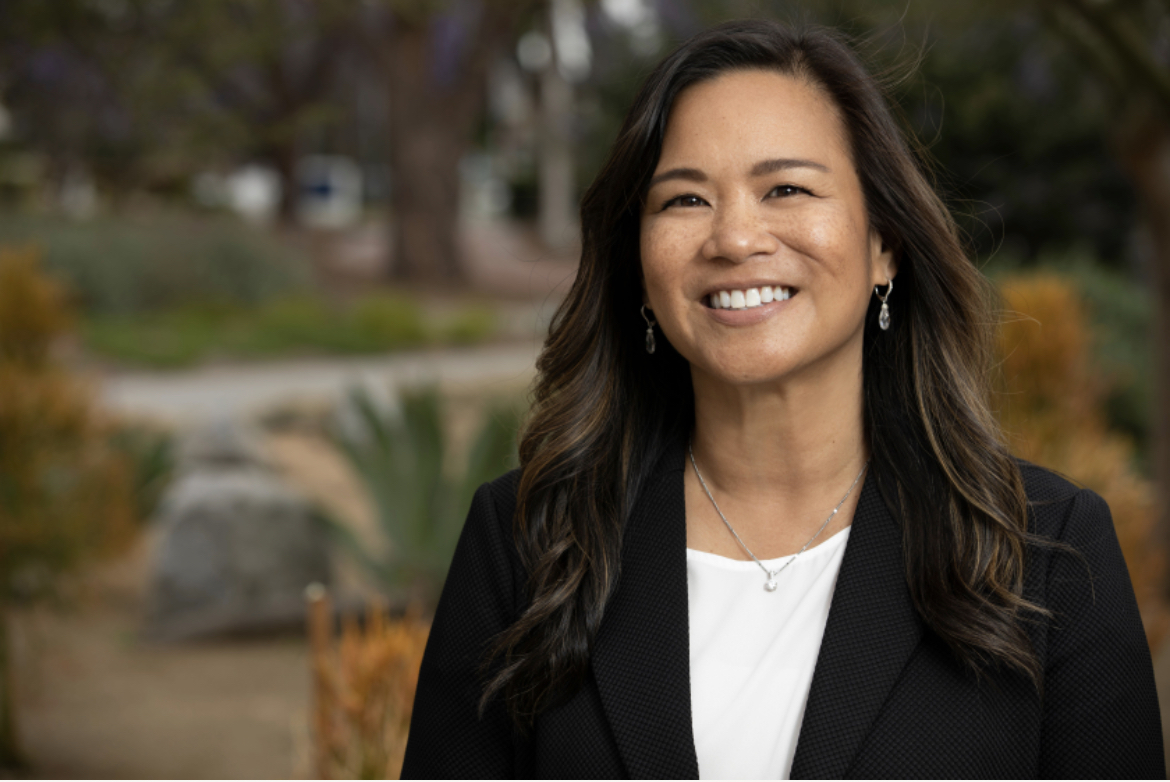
top-left (693, 353), bottom-right (799, 388)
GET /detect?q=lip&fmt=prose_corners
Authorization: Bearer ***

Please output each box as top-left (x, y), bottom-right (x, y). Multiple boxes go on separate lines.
top-left (704, 295), bottom-right (792, 326)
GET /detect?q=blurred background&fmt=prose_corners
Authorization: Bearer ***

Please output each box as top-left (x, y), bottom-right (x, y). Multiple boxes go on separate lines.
top-left (0, 0), bottom-right (1167, 777)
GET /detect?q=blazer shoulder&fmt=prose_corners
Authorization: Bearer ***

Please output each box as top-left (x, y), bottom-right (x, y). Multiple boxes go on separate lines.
top-left (1016, 458), bottom-right (1081, 503)
top-left (481, 467), bottom-right (522, 531)
top-left (1015, 459), bottom-right (1106, 540)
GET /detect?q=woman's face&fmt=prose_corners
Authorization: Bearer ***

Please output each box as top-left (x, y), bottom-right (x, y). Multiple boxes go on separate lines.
top-left (640, 69), bottom-right (895, 389)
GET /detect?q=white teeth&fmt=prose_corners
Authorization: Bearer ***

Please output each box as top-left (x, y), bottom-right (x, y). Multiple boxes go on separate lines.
top-left (707, 286), bottom-right (793, 310)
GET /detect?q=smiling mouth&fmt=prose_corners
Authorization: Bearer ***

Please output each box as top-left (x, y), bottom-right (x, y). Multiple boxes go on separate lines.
top-left (705, 286), bottom-right (797, 310)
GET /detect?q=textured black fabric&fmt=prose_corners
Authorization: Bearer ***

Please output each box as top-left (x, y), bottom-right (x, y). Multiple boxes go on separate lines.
top-left (401, 449), bottom-right (1164, 779)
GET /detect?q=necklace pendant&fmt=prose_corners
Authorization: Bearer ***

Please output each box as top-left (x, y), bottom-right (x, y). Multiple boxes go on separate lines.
top-left (764, 579), bottom-right (778, 592)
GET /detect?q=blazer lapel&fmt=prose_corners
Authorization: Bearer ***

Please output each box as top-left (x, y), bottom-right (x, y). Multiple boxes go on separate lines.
top-left (790, 476), bottom-right (924, 779)
top-left (592, 449), bottom-right (699, 779)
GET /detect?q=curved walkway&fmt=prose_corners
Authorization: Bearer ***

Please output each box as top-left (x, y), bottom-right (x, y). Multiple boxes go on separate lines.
top-left (97, 341), bottom-right (541, 425)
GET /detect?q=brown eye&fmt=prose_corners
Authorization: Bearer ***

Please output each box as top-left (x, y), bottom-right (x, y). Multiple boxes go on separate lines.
top-left (769, 185), bottom-right (807, 198)
top-left (664, 194), bottom-right (707, 209)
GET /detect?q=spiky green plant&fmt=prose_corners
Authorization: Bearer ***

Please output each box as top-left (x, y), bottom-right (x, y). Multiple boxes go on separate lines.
top-left (324, 386), bottom-right (520, 604)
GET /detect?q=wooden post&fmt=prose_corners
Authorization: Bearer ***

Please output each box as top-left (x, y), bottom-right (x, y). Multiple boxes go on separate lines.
top-left (305, 582), bottom-right (332, 780)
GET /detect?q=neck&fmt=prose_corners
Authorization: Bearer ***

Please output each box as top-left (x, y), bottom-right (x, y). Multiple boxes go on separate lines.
top-left (689, 355), bottom-right (868, 505)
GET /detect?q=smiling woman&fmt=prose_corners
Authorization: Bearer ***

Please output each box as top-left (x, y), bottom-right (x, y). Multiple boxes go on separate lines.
top-left (401, 20), bottom-right (1163, 780)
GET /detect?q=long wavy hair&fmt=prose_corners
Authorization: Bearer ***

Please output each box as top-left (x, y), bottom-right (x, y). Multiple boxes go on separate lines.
top-left (483, 19), bottom-right (1038, 726)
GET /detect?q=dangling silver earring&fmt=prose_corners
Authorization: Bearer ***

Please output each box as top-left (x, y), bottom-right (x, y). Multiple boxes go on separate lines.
top-left (874, 278), bottom-right (893, 331)
top-left (641, 305), bottom-right (657, 354)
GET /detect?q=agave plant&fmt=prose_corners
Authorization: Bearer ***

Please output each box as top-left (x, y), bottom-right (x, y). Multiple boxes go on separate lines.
top-left (323, 385), bottom-right (520, 603)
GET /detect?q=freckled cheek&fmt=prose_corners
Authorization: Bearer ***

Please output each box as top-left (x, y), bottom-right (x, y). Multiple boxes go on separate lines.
top-left (776, 213), bottom-right (866, 277)
top-left (640, 223), bottom-right (699, 305)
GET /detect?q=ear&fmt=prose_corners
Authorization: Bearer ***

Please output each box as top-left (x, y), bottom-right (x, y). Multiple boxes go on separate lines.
top-left (869, 229), bottom-right (897, 287)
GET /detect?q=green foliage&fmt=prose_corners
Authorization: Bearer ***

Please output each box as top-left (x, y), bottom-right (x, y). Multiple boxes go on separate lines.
top-left (81, 293), bottom-right (498, 367)
top-left (107, 424), bottom-right (175, 524)
top-left (440, 305), bottom-right (498, 345)
top-left (324, 386), bottom-right (520, 602)
top-left (350, 294), bottom-right (429, 346)
top-left (1057, 258), bottom-right (1153, 458)
top-left (0, 212), bottom-right (312, 316)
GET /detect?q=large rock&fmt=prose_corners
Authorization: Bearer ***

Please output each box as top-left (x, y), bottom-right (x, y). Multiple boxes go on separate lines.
top-left (145, 419), bottom-right (330, 640)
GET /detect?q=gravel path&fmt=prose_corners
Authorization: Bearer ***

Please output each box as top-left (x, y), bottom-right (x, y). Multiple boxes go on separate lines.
top-left (97, 341), bottom-right (541, 425)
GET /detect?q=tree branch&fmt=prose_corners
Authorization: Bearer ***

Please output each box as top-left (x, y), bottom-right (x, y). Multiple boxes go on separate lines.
top-left (1050, 0), bottom-right (1170, 111)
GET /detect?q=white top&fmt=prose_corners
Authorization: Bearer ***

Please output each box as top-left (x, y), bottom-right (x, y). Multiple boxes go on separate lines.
top-left (686, 525), bottom-right (851, 780)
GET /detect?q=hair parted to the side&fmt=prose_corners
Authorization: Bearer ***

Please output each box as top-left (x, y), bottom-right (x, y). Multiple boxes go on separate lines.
top-left (481, 19), bottom-right (1039, 727)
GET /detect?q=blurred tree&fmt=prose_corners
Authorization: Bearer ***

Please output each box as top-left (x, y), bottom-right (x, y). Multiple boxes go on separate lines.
top-left (1030, 0), bottom-right (1170, 582)
top-left (362, 0), bottom-right (540, 282)
top-left (153, 0), bottom-right (359, 222)
top-left (0, 0), bottom-right (358, 219)
top-left (0, 247), bottom-right (136, 769)
top-left (0, 0), bottom-right (183, 202)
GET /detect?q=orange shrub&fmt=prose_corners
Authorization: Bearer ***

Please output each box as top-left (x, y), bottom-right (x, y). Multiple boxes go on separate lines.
top-left (0, 246), bottom-right (136, 767)
top-left (0, 245), bottom-right (72, 367)
top-left (309, 594), bottom-right (429, 780)
top-left (0, 245), bottom-right (136, 593)
top-left (996, 273), bottom-right (1166, 650)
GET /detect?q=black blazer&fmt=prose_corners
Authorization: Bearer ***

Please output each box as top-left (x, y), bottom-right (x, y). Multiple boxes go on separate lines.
top-left (401, 444), bottom-right (1164, 778)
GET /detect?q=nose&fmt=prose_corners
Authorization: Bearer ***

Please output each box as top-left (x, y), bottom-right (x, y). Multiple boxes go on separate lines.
top-left (701, 197), bottom-right (779, 263)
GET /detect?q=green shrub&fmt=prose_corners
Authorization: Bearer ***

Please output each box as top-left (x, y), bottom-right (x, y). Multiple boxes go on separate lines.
top-left (350, 294), bottom-right (428, 348)
top-left (322, 386), bottom-right (520, 604)
top-left (0, 212), bottom-right (311, 316)
top-left (442, 305), bottom-right (497, 345)
top-left (81, 293), bottom-right (493, 367)
top-left (107, 424), bottom-right (175, 524)
top-left (83, 305), bottom-right (229, 367)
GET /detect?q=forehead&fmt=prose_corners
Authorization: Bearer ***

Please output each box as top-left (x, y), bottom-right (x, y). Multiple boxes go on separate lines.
top-left (657, 69), bottom-right (851, 172)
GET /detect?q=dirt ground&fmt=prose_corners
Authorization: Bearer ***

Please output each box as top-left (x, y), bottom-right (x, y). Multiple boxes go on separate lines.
top-left (9, 535), bottom-right (313, 780)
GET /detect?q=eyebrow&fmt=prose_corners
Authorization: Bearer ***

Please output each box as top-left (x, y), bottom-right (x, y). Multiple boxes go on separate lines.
top-left (751, 158), bottom-right (830, 176)
top-left (647, 167), bottom-right (706, 188)
top-left (647, 158), bottom-right (830, 189)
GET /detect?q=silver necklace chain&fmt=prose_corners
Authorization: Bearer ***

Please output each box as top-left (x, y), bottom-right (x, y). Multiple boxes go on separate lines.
top-left (688, 442), bottom-right (869, 592)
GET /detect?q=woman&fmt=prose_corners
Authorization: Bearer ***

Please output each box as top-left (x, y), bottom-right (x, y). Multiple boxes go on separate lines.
top-left (402, 20), bottom-right (1163, 779)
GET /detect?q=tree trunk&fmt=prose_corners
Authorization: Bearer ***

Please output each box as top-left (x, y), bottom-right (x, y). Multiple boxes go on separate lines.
top-left (273, 140), bottom-right (299, 226)
top-left (0, 605), bottom-right (24, 771)
top-left (538, 58), bottom-right (578, 250)
top-left (378, 4), bottom-right (529, 283)
top-left (1119, 119), bottom-right (1170, 598)
top-left (384, 21), bottom-right (473, 283)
